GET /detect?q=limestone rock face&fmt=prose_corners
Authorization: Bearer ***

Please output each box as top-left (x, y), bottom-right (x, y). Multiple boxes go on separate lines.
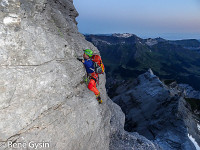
top-left (0, 0), bottom-right (110, 149)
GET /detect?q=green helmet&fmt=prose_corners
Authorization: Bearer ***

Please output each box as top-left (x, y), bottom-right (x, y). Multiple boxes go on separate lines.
top-left (84, 49), bottom-right (93, 57)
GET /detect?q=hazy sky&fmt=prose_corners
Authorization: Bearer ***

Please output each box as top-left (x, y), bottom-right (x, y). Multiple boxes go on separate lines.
top-left (74, 0), bottom-right (200, 40)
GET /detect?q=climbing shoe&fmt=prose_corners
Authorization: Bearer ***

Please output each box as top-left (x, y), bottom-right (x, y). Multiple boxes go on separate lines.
top-left (98, 99), bottom-right (103, 104)
top-left (96, 93), bottom-right (102, 104)
top-left (97, 96), bottom-right (102, 104)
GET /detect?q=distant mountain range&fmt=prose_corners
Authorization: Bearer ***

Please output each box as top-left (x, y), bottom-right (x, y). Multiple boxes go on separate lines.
top-left (85, 34), bottom-right (200, 90)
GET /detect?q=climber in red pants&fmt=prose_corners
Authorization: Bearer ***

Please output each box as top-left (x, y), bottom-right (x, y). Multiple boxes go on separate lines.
top-left (80, 49), bottom-right (102, 104)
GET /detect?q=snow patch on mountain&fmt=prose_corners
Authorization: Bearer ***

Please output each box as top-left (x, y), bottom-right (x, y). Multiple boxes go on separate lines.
top-left (188, 134), bottom-right (200, 150)
top-left (198, 124), bottom-right (200, 131)
top-left (145, 38), bottom-right (158, 46)
top-left (113, 33), bottom-right (134, 38)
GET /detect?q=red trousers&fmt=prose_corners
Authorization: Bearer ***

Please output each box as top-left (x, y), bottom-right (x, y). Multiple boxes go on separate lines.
top-left (88, 73), bottom-right (99, 95)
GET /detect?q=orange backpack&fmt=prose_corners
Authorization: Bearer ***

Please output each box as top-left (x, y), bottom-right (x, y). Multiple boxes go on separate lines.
top-left (91, 54), bottom-right (105, 74)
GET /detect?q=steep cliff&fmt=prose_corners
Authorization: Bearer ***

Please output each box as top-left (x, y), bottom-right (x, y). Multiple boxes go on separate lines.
top-left (0, 0), bottom-right (111, 149)
top-left (112, 69), bottom-right (200, 150)
top-left (0, 0), bottom-right (159, 150)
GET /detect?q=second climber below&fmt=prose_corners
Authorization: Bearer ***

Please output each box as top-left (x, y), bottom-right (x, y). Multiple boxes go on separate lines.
top-left (80, 49), bottom-right (102, 104)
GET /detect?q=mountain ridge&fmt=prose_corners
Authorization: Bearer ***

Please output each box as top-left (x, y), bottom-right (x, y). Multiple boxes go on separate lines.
top-left (111, 69), bottom-right (200, 150)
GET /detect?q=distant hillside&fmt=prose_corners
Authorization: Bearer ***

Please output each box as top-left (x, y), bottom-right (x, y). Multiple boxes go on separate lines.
top-left (170, 39), bottom-right (200, 47)
top-left (85, 34), bottom-right (200, 90)
top-left (169, 39), bottom-right (200, 50)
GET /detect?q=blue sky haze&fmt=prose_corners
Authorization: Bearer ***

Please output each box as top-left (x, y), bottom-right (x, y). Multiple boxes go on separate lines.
top-left (74, 0), bottom-right (200, 40)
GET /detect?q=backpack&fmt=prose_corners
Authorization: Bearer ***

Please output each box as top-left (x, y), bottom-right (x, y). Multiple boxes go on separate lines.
top-left (91, 54), bottom-right (105, 74)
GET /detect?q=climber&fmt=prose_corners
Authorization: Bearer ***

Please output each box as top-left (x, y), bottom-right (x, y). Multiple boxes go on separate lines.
top-left (78, 49), bottom-right (102, 104)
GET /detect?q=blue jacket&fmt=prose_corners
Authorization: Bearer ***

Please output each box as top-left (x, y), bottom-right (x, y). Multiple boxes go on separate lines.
top-left (83, 59), bottom-right (95, 74)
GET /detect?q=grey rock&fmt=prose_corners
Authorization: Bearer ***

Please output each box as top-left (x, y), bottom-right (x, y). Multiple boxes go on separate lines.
top-left (145, 38), bottom-right (158, 46)
top-left (178, 84), bottom-right (200, 99)
top-left (112, 69), bottom-right (199, 150)
top-left (107, 99), bottom-right (161, 150)
top-left (0, 0), bottom-right (110, 150)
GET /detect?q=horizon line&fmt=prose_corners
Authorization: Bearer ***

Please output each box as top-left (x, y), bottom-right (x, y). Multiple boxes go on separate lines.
top-left (82, 32), bottom-right (200, 41)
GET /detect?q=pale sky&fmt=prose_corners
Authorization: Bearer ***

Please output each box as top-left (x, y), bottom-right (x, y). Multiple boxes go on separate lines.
top-left (74, 0), bottom-right (200, 40)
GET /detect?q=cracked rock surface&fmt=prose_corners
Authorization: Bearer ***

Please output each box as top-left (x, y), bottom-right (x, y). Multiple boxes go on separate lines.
top-left (0, 0), bottom-right (110, 149)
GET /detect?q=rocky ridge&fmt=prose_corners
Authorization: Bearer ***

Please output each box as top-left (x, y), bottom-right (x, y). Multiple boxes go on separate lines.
top-left (178, 84), bottom-right (200, 100)
top-left (112, 69), bottom-right (200, 150)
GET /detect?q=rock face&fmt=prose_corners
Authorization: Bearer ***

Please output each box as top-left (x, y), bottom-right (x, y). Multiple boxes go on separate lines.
top-left (112, 69), bottom-right (200, 150)
top-left (0, 0), bottom-right (160, 150)
top-left (108, 99), bottom-right (161, 150)
top-left (0, 0), bottom-right (111, 149)
top-left (178, 84), bottom-right (200, 99)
